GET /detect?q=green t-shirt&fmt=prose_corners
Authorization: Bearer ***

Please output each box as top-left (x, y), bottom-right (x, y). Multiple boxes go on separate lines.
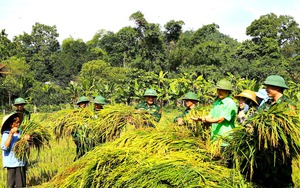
top-left (135, 102), bottom-right (162, 122)
top-left (209, 97), bottom-right (237, 145)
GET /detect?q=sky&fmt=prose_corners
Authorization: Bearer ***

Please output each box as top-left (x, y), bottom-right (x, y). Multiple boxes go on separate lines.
top-left (1, 0), bottom-right (300, 44)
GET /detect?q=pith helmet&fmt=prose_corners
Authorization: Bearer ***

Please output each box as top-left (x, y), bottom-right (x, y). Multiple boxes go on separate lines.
top-left (234, 90), bottom-right (258, 105)
top-left (263, 75), bottom-right (288, 89)
top-left (1, 112), bottom-right (23, 134)
top-left (182, 92), bottom-right (199, 101)
top-left (14, 97), bottom-right (26, 105)
top-left (94, 95), bottom-right (106, 105)
top-left (76, 96), bottom-right (90, 105)
top-left (143, 89), bottom-right (158, 97)
top-left (216, 79), bottom-right (233, 91)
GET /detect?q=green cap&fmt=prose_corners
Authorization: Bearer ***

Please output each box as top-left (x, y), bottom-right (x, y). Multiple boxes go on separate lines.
top-left (263, 75), bottom-right (288, 89)
top-left (216, 79), bottom-right (233, 91)
top-left (76, 96), bottom-right (90, 105)
top-left (94, 95), bottom-right (106, 105)
top-left (143, 89), bottom-right (158, 97)
top-left (14, 97), bottom-right (26, 105)
top-left (182, 92), bottom-right (199, 101)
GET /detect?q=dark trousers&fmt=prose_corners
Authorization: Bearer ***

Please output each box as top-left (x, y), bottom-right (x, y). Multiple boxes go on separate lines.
top-left (7, 167), bottom-right (26, 188)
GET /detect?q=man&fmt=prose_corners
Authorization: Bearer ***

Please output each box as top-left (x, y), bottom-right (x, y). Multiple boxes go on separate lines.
top-left (174, 92), bottom-right (199, 126)
top-left (76, 96), bottom-right (90, 108)
top-left (135, 89), bottom-right (162, 122)
top-left (192, 79), bottom-right (237, 148)
top-left (73, 96), bottom-right (90, 160)
top-left (93, 95), bottom-right (106, 111)
top-left (13, 97), bottom-right (31, 121)
top-left (253, 75), bottom-right (294, 188)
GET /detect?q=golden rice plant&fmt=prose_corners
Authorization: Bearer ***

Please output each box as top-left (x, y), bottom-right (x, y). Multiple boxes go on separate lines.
top-left (181, 108), bottom-right (210, 139)
top-left (227, 101), bottom-right (300, 180)
top-left (14, 118), bottom-right (52, 161)
top-left (91, 104), bottom-right (158, 143)
top-left (44, 127), bottom-right (250, 188)
top-left (52, 104), bottom-right (158, 157)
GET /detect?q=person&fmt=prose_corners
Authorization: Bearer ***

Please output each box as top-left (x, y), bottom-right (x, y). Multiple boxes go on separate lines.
top-left (13, 97), bottom-right (31, 121)
top-left (76, 96), bottom-right (90, 108)
top-left (234, 90), bottom-right (258, 125)
top-left (93, 95), bottom-right (106, 112)
top-left (192, 79), bottom-right (237, 163)
top-left (1, 112), bottom-right (30, 188)
top-left (252, 75), bottom-right (294, 188)
top-left (255, 88), bottom-right (269, 108)
top-left (73, 96), bottom-right (90, 160)
top-left (135, 89), bottom-right (162, 122)
top-left (174, 92), bottom-right (199, 126)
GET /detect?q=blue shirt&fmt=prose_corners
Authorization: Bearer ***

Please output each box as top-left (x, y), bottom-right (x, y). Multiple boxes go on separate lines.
top-left (1, 130), bottom-right (26, 168)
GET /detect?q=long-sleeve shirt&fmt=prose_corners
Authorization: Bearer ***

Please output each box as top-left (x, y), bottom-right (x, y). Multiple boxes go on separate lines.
top-left (1, 131), bottom-right (26, 168)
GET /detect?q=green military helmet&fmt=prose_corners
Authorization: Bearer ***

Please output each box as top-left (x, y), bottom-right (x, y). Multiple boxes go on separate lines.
top-left (182, 92), bottom-right (199, 101)
top-left (93, 95), bottom-right (106, 105)
top-left (76, 96), bottom-right (90, 105)
top-left (263, 75), bottom-right (288, 89)
top-left (216, 79), bottom-right (233, 91)
top-left (143, 89), bottom-right (158, 97)
top-left (14, 97), bottom-right (27, 105)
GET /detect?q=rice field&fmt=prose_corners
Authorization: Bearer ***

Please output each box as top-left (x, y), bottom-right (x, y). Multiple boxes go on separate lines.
top-left (0, 105), bottom-right (300, 187)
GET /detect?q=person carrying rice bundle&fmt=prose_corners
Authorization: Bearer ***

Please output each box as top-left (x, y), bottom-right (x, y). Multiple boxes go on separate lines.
top-left (1, 112), bottom-right (31, 188)
top-left (252, 75), bottom-right (296, 188)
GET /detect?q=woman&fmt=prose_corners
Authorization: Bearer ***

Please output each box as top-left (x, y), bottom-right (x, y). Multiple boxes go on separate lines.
top-left (1, 112), bottom-right (30, 188)
top-left (234, 90), bottom-right (258, 124)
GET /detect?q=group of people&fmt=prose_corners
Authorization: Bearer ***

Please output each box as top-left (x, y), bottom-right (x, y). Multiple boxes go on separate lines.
top-left (1, 74), bottom-right (296, 187)
top-left (137, 74), bottom-right (295, 187)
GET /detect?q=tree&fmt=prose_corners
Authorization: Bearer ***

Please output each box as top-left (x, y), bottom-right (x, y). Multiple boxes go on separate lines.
top-left (13, 23), bottom-right (60, 82)
top-left (0, 57), bottom-right (33, 106)
top-left (0, 30), bottom-right (14, 61)
top-left (164, 20), bottom-right (185, 43)
top-left (51, 37), bottom-right (96, 85)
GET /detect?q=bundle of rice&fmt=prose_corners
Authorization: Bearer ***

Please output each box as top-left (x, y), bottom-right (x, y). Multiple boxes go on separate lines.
top-left (53, 104), bottom-right (158, 156)
top-left (14, 118), bottom-right (51, 161)
top-left (92, 104), bottom-right (157, 143)
top-left (45, 127), bottom-right (250, 188)
top-left (181, 108), bottom-right (210, 139)
top-left (228, 102), bottom-right (300, 181)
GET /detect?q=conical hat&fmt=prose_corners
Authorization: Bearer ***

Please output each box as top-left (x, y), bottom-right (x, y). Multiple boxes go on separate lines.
top-left (1, 112), bottom-right (23, 134)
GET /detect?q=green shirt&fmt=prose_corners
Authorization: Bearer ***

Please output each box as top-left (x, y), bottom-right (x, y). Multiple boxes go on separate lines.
top-left (135, 102), bottom-right (162, 122)
top-left (209, 97), bottom-right (237, 145)
top-left (15, 109), bottom-right (31, 121)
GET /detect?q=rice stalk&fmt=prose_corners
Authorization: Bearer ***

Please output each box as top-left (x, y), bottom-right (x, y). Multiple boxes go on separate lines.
top-left (14, 118), bottom-right (51, 161)
top-left (45, 127), bottom-right (251, 188)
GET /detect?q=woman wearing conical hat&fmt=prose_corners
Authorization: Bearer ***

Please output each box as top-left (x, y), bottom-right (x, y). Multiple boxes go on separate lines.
top-left (1, 112), bottom-right (30, 188)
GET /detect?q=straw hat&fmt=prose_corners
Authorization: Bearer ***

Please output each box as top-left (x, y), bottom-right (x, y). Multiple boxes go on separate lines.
top-left (1, 112), bottom-right (23, 134)
top-left (234, 90), bottom-right (258, 105)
